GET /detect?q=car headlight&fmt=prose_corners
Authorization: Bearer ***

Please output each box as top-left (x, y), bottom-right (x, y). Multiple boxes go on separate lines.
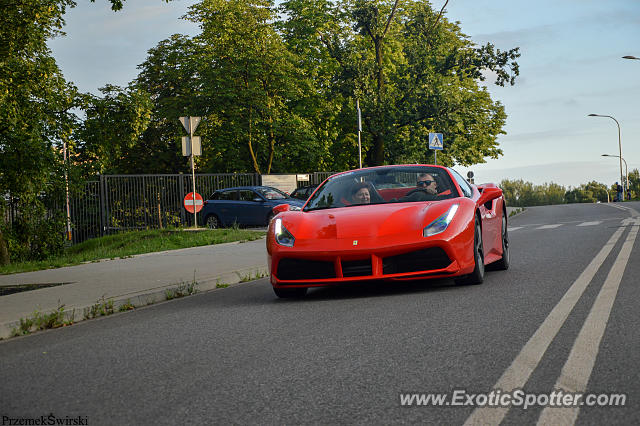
top-left (274, 218), bottom-right (295, 247)
top-left (423, 204), bottom-right (459, 237)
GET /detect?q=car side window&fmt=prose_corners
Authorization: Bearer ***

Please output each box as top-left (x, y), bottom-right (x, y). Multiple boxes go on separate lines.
top-left (211, 192), bottom-right (221, 200)
top-left (449, 169), bottom-right (473, 198)
top-left (220, 190), bottom-right (239, 201)
top-left (239, 190), bottom-right (259, 201)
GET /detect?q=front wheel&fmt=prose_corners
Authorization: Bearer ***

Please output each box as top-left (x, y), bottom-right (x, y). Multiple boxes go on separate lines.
top-left (273, 287), bottom-right (308, 299)
top-left (455, 217), bottom-right (485, 285)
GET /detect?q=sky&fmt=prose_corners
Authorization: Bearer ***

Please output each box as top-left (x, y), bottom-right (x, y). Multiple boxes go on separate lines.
top-left (47, 0), bottom-right (640, 188)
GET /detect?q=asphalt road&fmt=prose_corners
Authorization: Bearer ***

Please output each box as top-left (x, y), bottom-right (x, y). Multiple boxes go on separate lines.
top-left (1, 202), bottom-right (639, 425)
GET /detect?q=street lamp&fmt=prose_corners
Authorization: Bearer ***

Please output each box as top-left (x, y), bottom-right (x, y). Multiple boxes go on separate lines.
top-left (602, 154), bottom-right (628, 199)
top-left (588, 114), bottom-right (625, 196)
top-left (622, 55), bottom-right (640, 60)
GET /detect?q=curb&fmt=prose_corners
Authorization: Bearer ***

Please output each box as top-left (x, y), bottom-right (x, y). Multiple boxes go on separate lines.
top-left (506, 207), bottom-right (526, 218)
top-left (0, 264), bottom-right (269, 340)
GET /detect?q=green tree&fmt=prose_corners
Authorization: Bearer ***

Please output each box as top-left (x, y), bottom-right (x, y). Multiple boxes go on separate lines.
top-left (134, 35), bottom-right (201, 174)
top-left (566, 181), bottom-right (608, 204)
top-left (1, 0), bottom-right (155, 261)
top-left (627, 168), bottom-right (639, 200)
top-left (0, 0), bottom-right (79, 261)
top-left (500, 179), bottom-right (567, 207)
top-left (182, 0), bottom-right (320, 174)
top-left (280, 0), bottom-right (519, 167)
top-left (74, 85), bottom-right (153, 174)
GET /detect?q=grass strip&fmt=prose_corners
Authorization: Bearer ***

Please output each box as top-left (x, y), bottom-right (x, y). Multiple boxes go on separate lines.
top-left (0, 228), bottom-right (265, 275)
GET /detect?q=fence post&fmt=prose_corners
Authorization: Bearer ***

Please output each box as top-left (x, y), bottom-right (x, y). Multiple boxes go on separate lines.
top-left (99, 174), bottom-right (106, 237)
top-left (179, 173), bottom-right (185, 226)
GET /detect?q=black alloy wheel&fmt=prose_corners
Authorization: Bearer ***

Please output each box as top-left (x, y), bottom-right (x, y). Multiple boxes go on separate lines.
top-left (493, 213), bottom-right (510, 270)
top-left (455, 217), bottom-right (485, 285)
top-left (205, 215), bottom-right (219, 229)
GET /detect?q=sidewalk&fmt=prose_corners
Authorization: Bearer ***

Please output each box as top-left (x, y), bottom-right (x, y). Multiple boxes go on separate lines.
top-left (0, 238), bottom-right (268, 338)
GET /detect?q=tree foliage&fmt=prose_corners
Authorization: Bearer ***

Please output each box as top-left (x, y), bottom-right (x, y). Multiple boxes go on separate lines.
top-left (74, 85), bottom-right (153, 174)
top-left (500, 179), bottom-right (620, 207)
top-left (279, 0), bottom-right (519, 167)
top-left (565, 181), bottom-right (609, 204)
top-left (0, 0), bottom-right (153, 262)
top-left (500, 179), bottom-right (566, 207)
top-left (128, 0), bottom-right (521, 174)
top-left (1, 0), bottom-right (79, 262)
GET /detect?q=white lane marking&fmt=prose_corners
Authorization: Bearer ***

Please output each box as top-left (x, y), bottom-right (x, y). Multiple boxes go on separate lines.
top-left (577, 221), bottom-right (602, 227)
top-left (536, 224), bottom-right (563, 229)
top-left (507, 227), bottom-right (522, 232)
top-left (463, 219), bottom-right (632, 426)
top-left (605, 204), bottom-right (639, 217)
top-left (537, 219), bottom-right (640, 425)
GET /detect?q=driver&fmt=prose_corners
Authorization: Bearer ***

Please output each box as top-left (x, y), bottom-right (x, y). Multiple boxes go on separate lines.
top-left (417, 173), bottom-right (438, 195)
top-left (394, 172), bottom-right (441, 202)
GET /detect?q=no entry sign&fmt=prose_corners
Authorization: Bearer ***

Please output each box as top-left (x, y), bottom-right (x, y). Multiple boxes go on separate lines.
top-left (183, 192), bottom-right (203, 213)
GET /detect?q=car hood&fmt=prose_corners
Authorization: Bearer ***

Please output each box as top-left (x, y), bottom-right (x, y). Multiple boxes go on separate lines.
top-left (287, 201), bottom-right (455, 240)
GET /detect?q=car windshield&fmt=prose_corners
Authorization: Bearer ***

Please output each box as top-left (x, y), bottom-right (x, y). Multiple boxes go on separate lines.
top-left (304, 166), bottom-right (459, 211)
top-left (256, 187), bottom-right (288, 200)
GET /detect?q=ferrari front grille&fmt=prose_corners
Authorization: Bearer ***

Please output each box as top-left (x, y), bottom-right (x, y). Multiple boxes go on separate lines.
top-left (277, 258), bottom-right (336, 280)
top-left (382, 248), bottom-right (451, 275)
top-left (341, 259), bottom-right (373, 277)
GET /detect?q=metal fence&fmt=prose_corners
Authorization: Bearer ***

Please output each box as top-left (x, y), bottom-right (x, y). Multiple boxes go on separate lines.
top-left (64, 172), bottom-right (336, 244)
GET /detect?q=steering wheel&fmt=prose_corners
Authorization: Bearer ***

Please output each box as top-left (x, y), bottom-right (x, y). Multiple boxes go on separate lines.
top-left (403, 188), bottom-right (439, 201)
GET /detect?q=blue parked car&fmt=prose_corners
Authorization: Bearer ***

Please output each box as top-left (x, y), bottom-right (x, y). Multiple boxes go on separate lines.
top-left (202, 186), bottom-right (305, 229)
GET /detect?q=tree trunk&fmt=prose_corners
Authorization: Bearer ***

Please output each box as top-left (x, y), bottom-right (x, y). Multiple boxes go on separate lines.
top-left (0, 229), bottom-right (9, 266)
top-left (247, 106), bottom-right (261, 174)
top-left (372, 39), bottom-right (385, 166)
top-left (266, 108), bottom-right (275, 174)
top-left (372, 132), bottom-right (384, 166)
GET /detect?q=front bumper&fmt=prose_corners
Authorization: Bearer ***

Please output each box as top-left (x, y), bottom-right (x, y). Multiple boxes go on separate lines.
top-left (269, 230), bottom-right (475, 288)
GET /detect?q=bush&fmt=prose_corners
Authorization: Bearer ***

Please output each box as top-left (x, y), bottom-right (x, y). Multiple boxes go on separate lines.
top-left (2, 200), bottom-right (65, 263)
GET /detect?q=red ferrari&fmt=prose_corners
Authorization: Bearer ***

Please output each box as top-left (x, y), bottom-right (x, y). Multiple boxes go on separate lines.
top-left (266, 165), bottom-right (509, 298)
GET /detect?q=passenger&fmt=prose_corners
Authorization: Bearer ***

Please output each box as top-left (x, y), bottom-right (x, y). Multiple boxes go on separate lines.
top-left (350, 182), bottom-right (371, 205)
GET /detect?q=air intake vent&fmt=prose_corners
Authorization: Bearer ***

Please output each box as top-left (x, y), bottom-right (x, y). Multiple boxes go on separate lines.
top-left (383, 248), bottom-right (451, 275)
top-left (341, 259), bottom-right (372, 277)
top-left (277, 258), bottom-right (336, 280)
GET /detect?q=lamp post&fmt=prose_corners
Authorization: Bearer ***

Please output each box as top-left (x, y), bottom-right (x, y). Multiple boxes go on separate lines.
top-left (602, 154), bottom-right (629, 199)
top-left (588, 114), bottom-right (624, 196)
top-left (622, 55), bottom-right (640, 60)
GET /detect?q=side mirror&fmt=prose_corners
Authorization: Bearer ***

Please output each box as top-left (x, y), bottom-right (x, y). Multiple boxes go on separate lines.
top-left (478, 186), bottom-right (502, 207)
top-left (272, 204), bottom-right (290, 215)
top-left (252, 197), bottom-right (264, 203)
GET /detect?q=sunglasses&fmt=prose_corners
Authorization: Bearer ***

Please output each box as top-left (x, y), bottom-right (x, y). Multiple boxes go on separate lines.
top-left (417, 180), bottom-right (435, 187)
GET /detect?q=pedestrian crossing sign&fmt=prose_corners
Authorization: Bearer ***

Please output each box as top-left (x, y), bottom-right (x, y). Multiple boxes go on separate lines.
top-left (429, 133), bottom-right (443, 150)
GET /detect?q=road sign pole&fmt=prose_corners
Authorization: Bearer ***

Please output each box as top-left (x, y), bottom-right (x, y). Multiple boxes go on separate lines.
top-left (429, 132), bottom-right (443, 166)
top-left (179, 116), bottom-right (202, 228)
top-left (190, 118), bottom-right (197, 228)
